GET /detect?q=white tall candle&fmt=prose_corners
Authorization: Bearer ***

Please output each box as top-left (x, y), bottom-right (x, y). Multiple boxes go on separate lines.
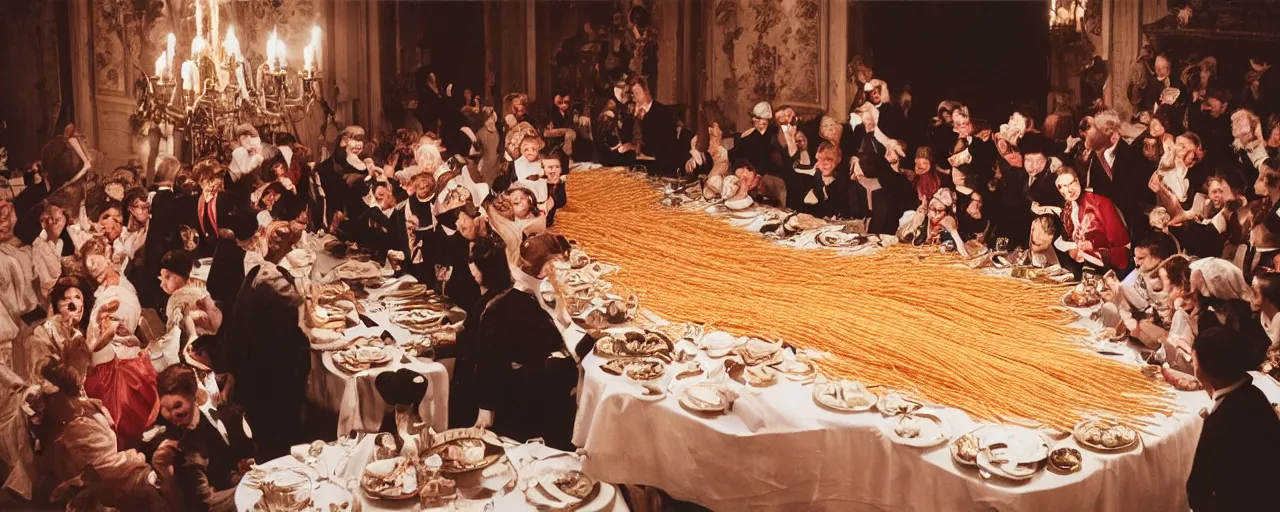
top-left (154, 54), bottom-right (166, 78)
top-left (195, 0), bottom-right (203, 38)
top-left (311, 25), bottom-right (322, 72)
top-left (166, 33), bottom-right (176, 78)
top-left (181, 61), bottom-right (194, 91)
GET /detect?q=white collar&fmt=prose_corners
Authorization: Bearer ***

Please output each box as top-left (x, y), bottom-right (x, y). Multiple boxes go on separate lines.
top-left (637, 100), bottom-right (653, 113)
top-left (511, 266), bottom-right (543, 295)
top-left (1264, 311), bottom-right (1280, 344)
top-left (156, 186), bottom-right (172, 192)
top-left (1103, 143), bottom-right (1118, 163)
top-left (955, 185), bottom-right (974, 196)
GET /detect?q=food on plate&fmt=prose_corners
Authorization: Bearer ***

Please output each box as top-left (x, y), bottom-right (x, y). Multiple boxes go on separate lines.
top-left (1076, 421), bottom-right (1138, 450)
top-left (680, 383), bottom-right (729, 412)
top-left (443, 439), bottom-right (486, 465)
top-left (625, 360), bottom-right (666, 381)
top-left (816, 230), bottom-right (868, 248)
top-left (332, 346), bottom-right (391, 373)
top-left (952, 433), bottom-right (981, 464)
top-left (878, 392), bottom-right (921, 415)
top-left (814, 380), bottom-right (876, 411)
top-left (554, 470), bottom-right (597, 500)
top-left (1048, 447), bottom-right (1082, 473)
top-left (724, 359), bottom-right (746, 384)
top-left (389, 309), bottom-right (450, 334)
top-left (332, 259), bottom-right (384, 281)
top-left (744, 364), bottom-right (777, 386)
top-left (771, 359), bottom-right (817, 380)
top-left (894, 416), bottom-right (924, 439)
top-left (1063, 281), bottom-right (1101, 308)
top-left (361, 457), bottom-right (418, 499)
top-left (595, 330), bottom-right (673, 358)
top-left (735, 338), bottom-right (783, 366)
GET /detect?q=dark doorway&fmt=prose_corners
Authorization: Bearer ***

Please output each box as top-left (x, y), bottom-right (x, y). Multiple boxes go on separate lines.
top-left (861, 0), bottom-right (1050, 131)
top-left (418, 0), bottom-right (487, 94)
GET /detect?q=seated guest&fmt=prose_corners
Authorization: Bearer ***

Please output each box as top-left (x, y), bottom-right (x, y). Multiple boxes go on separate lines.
top-left (1233, 109), bottom-right (1270, 196)
top-left (898, 188), bottom-right (968, 256)
top-left (28, 359), bottom-right (167, 510)
top-left (10, 276), bottom-right (92, 383)
top-left (1022, 135), bottom-right (1065, 209)
top-left (153, 364), bottom-right (255, 512)
top-left (800, 142), bottom-right (851, 218)
top-left (906, 147), bottom-right (948, 204)
top-left (512, 135), bottom-right (549, 208)
top-left (724, 161), bottom-right (786, 210)
top-left (467, 236), bottom-right (577, 450)
top-left (31, 203), bottom-right (75, 306)
top-left (1186, 326), bottom-right (1280, 511)
top-left (153, 250), bottom-right (221, 372)
top-left (731, 102), bottom-right (779, 175)
top-left (1137, 110), bottom-right (1176, 166)
top-left (486, 187), bottom-right (547, 264)
top-left (951, 163), bottom-right (991, 242)
top-left (543, 92), bottom-right (580, 160)
top-left (1232, 200), bottom-right (1280, 281)
top-left (543, 150), bottom-right (568, 227)
top-left (512, 234), bottom-right (574, 331)
top-left (1254, 270), bottom-right (1280, 348)
top-left (850, 150), bottom-right (918, 235)
top-left (1052, 167), bottom-right (1131, 272)
top-left (1117, 232), bottom-right (1179, 348)
top-left (627, 76), bottom-right (679, 177)
top-left (1027, 214), bottom-right (1064, 268)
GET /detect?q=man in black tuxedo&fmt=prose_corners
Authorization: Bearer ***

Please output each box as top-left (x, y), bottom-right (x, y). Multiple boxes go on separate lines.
top-left (1186, 326), bottom-right (1280, 511)
top-left (1141, 55), bottom-right (1189, 119)
top-left (134, 156), bottom-right (183, 312)
top-left (626, 76), bottom-right (679, 177)
top-left (1083, 110), bottom-right (1153, 243)
top-left (863, 79), bottom-right (907, 140)
top-left (153, 364), bottom-right (256, 512)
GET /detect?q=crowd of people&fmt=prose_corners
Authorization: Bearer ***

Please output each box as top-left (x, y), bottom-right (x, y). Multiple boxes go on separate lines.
top-left (0, 46), bottom-right (1278, 509)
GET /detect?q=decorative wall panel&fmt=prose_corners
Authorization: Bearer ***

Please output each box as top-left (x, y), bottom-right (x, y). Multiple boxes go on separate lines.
top-left (708, 0), bottom-right (825, 129)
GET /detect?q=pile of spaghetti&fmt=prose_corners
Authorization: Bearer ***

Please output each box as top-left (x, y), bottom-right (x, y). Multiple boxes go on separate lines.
top-left (554, 168), bottom-right (1176, 430)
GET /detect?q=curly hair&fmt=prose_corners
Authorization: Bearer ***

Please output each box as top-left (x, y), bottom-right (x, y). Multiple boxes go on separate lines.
top-left (40, 357), bottom-right (83, 396)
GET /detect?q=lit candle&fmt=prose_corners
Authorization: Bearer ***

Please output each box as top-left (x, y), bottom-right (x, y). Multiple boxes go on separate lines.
top-left (154, 54), bottom-right (166, 79)
top-left (311, 25), bottom-right (322, 73)
top-left (166, 33), bottom-right (176, 78)
top-left (192, 36), bottom-right (207, 58)
top-left (223, 26), bottom-right (241, 62)
top-left (266, 29), bottom-right (277, 71)
top-left (303, 44), bottom-right (314, 75)
top-left (211, 0), bottom-right (220, 61)
top-left (195, 0), bottom-right (203, 38)
top-left (181, 61), bottom-right (195, 91)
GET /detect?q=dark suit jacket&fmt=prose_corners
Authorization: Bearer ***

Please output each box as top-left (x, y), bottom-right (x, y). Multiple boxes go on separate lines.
top-left (634, 101), bottom-right (679, 176)
top-left (137, 188), bottom-right (180, 310)
top-left (1141, 75), bottom-right (1188, 114)
top-left (178, 193), bottom-right (237, 259)
top-left (1187, 382), bottom-right (1280, 511)
top-left (1084, 143), bottom-right (1151, 240)
top-left (13, 181), bottom-right (49, 245)
top-left (164, 408), bottom-right (256, 512)
top-left (732, 126), bottom-right (781, 175)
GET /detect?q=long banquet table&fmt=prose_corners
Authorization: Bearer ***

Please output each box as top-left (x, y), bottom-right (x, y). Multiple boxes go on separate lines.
top-left (567, 200), bottom-right (1280, 511)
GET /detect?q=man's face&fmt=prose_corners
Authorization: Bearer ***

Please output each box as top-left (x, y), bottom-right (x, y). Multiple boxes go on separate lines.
top-left (775, 108), bottom-right (795, 126)
top-left (41, 207), bottom-right (66, 238)
top-left (1149, 119), bottom-right (1166, 138)
top-left (630, 85), bottom-right (649, 106)
top-left (1134, 247), bottom-right (1159, 273)
top-left (1207, 179), bottom-right (1232, 208)
top-left (1205, 98), bottom-right (1226, 118)
top-left (1232, 116), bottom-right (1255, 142)
top-left (1056, 173), bottom-right (1081, 202)
top-left (555, 95), bottom-right (571, 114)
top-left (734, 166), bottom-right (758, 185)
top-left (927, 201), bottom-right (948, 224)
top-left (374, 185), bottom-right (395, 210)
top-left (159, 268), bottom-right (188, 295)
top-left (457, 212), bottom-right (484, 241)
top-left (129, 198), bottom-right (151, 226)
top-left (868, 88), bottom-right (882, 104)
top-left (98, 208), bottom-right (124, 242)
top-left (159, 393), bottom-right (196, 428)
top-left (520, 140), bottom-right (540, 162)
top-left (412, 175), bottom-right (433, 200)
top-left (1086, 122), bottom-right (1113, 151)
top-left (1174, 136), bottom-right (1196, 161)
top-left (752, 117), bottom-right (769, 133)
top-left (262, 190), bottom-right (281, 209)
top-left (542, 159), bottom-right (563, 182)
top-left (56, 287), bottom-right (84, 323)
top-left (1024, 153), bottom-right (1047, 175)
top-left (1255, 171), bottom-right (1273, 197)
top-left (953, 114), bottom-right (972, 137)
top-left (816, 151), bottom-right (838, 177)
top-left (1155, 57), bottom-right (1170, 79)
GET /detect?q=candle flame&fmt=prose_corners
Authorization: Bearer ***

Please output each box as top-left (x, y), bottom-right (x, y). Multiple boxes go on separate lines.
top-left (223, 26), bottom-right (242, 61)
top-left (154, 54), bottom-right (166, 77)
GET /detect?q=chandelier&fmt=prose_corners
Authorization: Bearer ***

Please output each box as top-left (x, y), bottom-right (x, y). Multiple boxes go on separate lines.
top-left (133, 0), bottom-right (324, 161)
top-left (1049, 0), bottom-right (1086, 33)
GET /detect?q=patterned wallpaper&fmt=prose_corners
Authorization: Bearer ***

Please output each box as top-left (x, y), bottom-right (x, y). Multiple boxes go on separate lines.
top-left (711, 0), bottom-right (823, 129)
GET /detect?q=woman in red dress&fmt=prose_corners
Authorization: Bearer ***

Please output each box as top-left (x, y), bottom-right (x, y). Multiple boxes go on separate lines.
top-left (79, 235), bottom-right (158, 451)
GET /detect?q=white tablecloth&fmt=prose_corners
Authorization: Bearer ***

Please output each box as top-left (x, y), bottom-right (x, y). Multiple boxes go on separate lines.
top-left (574, 332), bottom-right (1280, 512)
top-left (234, 435), bottom-right (630, 512)
top-left (301, 255), bottom-right (454, 437)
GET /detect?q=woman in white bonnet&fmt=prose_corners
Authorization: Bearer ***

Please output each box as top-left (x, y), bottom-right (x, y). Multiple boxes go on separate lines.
top-left (898, 188), bottom-right (969, 257)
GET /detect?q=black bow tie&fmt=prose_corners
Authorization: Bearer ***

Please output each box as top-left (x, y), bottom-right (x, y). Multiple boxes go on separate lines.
top-left (205, 407), bottom-right (221, 422)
